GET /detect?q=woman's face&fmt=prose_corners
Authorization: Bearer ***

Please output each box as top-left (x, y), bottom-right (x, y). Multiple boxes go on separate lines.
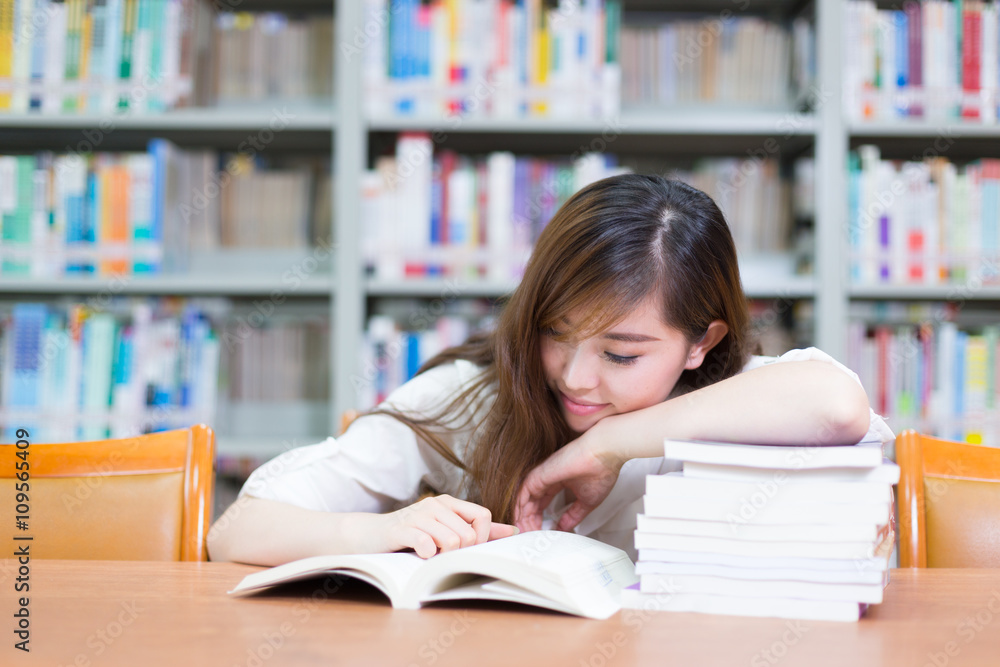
top-left (540, 298), bottom-right (713, 433)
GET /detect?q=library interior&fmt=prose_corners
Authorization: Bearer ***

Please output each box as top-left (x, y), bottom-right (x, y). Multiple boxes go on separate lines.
top-left (2, 1), bottom-right (1000, 664)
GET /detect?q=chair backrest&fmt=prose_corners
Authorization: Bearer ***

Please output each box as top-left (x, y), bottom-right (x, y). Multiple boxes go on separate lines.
top-left (0, 424), bottom-right (215, 561)
top-left (896, 429), bottom-right (1000, 568)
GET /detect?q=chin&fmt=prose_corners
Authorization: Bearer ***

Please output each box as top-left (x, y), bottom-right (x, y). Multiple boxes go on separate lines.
top-left (563, 412), bottom-right (602, 434)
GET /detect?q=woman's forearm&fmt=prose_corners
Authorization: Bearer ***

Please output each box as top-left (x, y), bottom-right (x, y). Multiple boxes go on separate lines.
top-left (594, 360), bottom-right (872, 467)
top-left (206, 495), bottom-right (375, 565)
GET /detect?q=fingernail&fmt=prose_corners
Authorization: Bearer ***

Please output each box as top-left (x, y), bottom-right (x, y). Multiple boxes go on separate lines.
top-left (513, 527), bottom-right (520, 535)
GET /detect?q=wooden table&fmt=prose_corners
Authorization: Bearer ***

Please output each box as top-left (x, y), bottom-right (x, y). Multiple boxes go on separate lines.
top-left (5, 560), bottom-right (1000, 666)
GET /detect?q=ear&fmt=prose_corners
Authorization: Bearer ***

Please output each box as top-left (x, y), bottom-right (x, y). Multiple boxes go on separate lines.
top-left (684, 320), bottom-right (729, 370)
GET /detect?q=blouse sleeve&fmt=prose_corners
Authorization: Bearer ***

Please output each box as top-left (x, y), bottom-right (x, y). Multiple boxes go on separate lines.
top-left (237, 360), bottom-right (484, 514)
top-left (742, 346), bottom-right (896, 445)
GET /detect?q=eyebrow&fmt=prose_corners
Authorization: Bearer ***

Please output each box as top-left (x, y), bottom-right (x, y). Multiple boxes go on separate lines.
top-left (558, 317), bottom-right (661, 343)
top-left (601, 332), bottom-right (661, 343)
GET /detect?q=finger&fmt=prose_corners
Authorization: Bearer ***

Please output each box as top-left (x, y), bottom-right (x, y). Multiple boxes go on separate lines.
top-left (513, 502), bottom-right (543, 533)
top-left (433, 495), bottom-right (493, 545)
top-left (395, 526), bottom-right (439, 559)
top-left (413, 516), bottom-right (470, 556)
top-left (514, 482), bottom-right (561, 533)
top-left (488, 522), bottom-right (517, 541)
top-left (554, 501), bottom-right (593, 532)
top-left (427, 504), bottom-right (481, 549)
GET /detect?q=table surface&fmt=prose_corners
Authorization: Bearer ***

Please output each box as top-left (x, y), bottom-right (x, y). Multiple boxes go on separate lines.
top-left (4, 560), bottom-right (1000, 666)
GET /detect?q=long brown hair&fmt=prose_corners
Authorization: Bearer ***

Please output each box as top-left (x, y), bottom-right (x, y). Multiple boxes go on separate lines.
top-left (369, 174), bottom-right (753, 523)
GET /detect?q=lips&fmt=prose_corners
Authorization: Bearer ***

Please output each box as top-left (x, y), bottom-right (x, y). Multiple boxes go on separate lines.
top-left (559, 391), bottom-right (609, 417)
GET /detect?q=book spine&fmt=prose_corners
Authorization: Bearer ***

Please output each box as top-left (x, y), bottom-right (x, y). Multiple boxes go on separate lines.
top-left (61, 0), bottom-right (81, 112)
top-left (0, 0), bottom-right (13, 110)
top-left (129, 152), bottom-right (157, 273)
top-left (80, 313), bottom-right (115, 440)
top-left (118, 0), bottom-right (136, 109)
top-left (906, 0), bottom-right (923, 116)
top-left (11, 0), bottom-right (32, 112)
top-left (4, 304), bottom-right (46, 440)
top-left (961, 3), bottom-right (982, 119)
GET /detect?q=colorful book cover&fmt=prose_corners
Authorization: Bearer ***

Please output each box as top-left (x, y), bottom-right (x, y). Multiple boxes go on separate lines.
top-left (118, 0), bottom-right (137, 109)
top-left (905, 0), bottom-right (922, 116)
top-left (0, 0), bottom-right (13, 110)
top-left (99, 160), bottom-right (130, 275)
top-left (5, 304), bottom-right (47, 440)
top-left (103, 0), bottom-right (122, 113)
top-left (1, 155), bottom-right (35, 275)
top-left (129, 152), bottom-right (157, 273)
top-left (147, 0), bottom-right (167, 112)
top-left (961, 3), bottom-right (982, 119)
top-left (80, 312), bottom-right (116, 440)
top-left (964, 334), bottom-right (987, 443)
top-left (984, 325), bottom-right (999, 412)
top-left (62, 0), bottom-right (83, 112)
top-left (41, 0), bottom-right (66, 113)
top-left (11, 0), bottom-right (33, 112)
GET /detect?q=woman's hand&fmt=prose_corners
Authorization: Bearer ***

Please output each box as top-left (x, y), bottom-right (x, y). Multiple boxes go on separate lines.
top-left (514, 427), bottom-right (623, 533)
top-left (368, 494), bottom-right (517, 559)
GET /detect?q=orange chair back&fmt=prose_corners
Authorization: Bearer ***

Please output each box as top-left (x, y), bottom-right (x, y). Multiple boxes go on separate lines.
top-left (896, 429), bottom-right (1000, 568)
top-left (0, 425), bottom-right (215, 561)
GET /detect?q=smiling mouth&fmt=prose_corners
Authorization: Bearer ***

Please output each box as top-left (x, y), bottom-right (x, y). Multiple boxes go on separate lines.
top-left (559, 392), bottom-right (608, 416)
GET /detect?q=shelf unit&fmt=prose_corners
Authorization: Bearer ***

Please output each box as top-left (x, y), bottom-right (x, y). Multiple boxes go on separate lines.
top-left (334, 0), bottom-right (844, 422)
top-left (13, 0), bottom-right (987, 456)
top-left (0, 2), bottom-right (339, 459)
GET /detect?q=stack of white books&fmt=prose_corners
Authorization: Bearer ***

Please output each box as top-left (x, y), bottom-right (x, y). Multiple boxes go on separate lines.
top-left (621, 438), bottom-right (899, 622)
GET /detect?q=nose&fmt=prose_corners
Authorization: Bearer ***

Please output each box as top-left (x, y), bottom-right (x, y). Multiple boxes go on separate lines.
top-left (562, 345), bottom-right (599, 392)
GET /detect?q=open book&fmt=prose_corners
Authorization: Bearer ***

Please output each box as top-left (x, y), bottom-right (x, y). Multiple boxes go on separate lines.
top-left (229, 531), bottom-right (638, 619)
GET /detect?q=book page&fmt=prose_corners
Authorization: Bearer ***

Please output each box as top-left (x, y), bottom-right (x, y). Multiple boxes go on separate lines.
top-left (229, 552), bottom-right (427, 606)
top-left (663, 438), bottom-right (884, 469)
top-left (421, 578), bottom-right (581, 616)
top-left (406, 531), bottom-right (637, 619)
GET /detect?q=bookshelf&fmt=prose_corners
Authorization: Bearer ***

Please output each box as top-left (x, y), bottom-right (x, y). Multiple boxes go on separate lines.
top-left (8, 0), bottom-right (995, 462)
top-left (0, 0), bottom-right (833, 458)
top-left (841, 0), bottom-right (1000, 444)
top-left (0, 0), bottom-right (338, 462)
top-left (336, 0), bottom-right (835, 420)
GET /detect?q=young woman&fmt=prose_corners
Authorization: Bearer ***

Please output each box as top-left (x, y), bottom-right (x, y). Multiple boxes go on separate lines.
top-left (208, 174), bottom-right (892, 566)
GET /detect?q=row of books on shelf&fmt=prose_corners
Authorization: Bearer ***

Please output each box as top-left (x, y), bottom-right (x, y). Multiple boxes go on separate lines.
top-left (668, 158), bottom-right (794, 254)
top-left (846, 0), bottom-right (1000, 123)
top-left (849, 145), bottom-right (1000, 286)
top-left (362, 133), bottom-right (624, 281)
top-left (0, 149), bottom-right (162, 276)
top-left (0, 143), bottom-right (330, 277)
top-left (621, 16), bottom-right (808, 109)
top-left (0, 1), bottom-right (339, 114)
top-left (359, 311), bottom-right (490, 409)
top-left (622, 438), bottom-right (897, 622)
top-left (362, 0), bottom-right (621, 119)
top-left (847, 301), bottom-right (1000, 445)
top-left (0, 299), bottom-right (218, 443)
top-left (211, 12), bottom-right (333, 106)
top-left (0, 0), bottom-right (208, 114)
top-left (226, 318), bottom-right (329, 402)
top-left (363, 134), bottom-right (804, 281)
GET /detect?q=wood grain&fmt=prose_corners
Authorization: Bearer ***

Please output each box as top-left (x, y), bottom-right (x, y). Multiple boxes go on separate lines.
top-left (6, 561), bottom-right (1000, 666)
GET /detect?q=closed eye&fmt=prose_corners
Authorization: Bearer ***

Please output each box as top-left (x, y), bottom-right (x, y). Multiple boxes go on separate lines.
top-left (604, 352), bottom-right (638, 366)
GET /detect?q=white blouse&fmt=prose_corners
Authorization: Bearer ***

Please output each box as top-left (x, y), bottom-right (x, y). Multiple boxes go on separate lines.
top-left (239, 347), bottom-right (895, 559)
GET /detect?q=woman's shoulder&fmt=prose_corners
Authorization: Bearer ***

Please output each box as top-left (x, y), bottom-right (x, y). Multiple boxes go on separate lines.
top-left (381, 358), bottom-right (491, 412)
